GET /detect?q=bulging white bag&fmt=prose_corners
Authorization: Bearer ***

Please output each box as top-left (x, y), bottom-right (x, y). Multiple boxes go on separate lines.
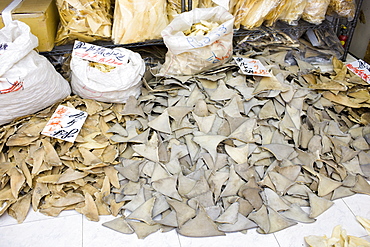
top-left (159, 6), bottom-right (234, 76)
top-left (0, 20), bottom-right (71, 126)
top-left (70, 41), bottom-right (145, 103)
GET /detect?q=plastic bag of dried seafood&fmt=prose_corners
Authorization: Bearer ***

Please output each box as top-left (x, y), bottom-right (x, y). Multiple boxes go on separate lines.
top-left (112, 0), bottom-right (168, 44)
top-left (327, 0), bottom-right (356, 21)
top-left (231, 0), bottom-right (282, 29)
top-left (55, 0), bottom-right (112, 45)
top-left (167, 0), bottom-right (200, 21)
top-left (302, 0), bottom-right (331, 25)
top-left (278, 0), bottom-right (308, 25)
top-left (70, 41), bottom-right (145, 103)
top-left (0, 20), bottom-right (71, 126)
top-left (159, 6), bottom-right (234, 76)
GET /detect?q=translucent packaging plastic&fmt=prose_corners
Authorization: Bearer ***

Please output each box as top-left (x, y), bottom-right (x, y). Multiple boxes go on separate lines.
top-left (302, 0), bottom-right (331, 25)
top-left (55, 0), bottom-right (112, 45)
top-left (112, 0), bottom-right (168, 44)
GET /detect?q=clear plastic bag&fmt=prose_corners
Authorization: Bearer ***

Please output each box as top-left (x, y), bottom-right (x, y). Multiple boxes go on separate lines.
top-left (167, 0), bottom-right (200, 21)
top-left (232, 0), bottom-right (282, 29)
top-left (264, 0), bottom-right (290, 26)
top-left (302, 0), bottom-right (331, 25)
top-left (112, 0), bottom-right (168, 44)
top-left (327, 0), bottom-right (356, 21)
top-left (279, 0), bottom-right (308, 26)
top-left (55, 0), bottom-right (112, 45)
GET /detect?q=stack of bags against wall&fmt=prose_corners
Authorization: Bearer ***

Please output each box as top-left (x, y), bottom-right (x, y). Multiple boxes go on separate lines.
top-left (229, 0), bottom-right (356, 29)
top-left (54, 0), bottom-right (357, 46)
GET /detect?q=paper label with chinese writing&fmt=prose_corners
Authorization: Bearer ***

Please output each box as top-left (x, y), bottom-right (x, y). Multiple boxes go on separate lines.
top-left (233, 57), bottom-right (271, 77)
top-left (42, 105), bottom-right (88, 143)
top-left (72, 41), bottom-right (129, 66)
top-left (346, 59), bottom-right (370, 84)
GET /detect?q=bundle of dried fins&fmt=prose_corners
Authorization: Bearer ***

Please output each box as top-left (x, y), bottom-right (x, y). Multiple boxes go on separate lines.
top-left (55, 0), bottom-right (112, 45)
top-left (112, 0), bottom-right (168, 44)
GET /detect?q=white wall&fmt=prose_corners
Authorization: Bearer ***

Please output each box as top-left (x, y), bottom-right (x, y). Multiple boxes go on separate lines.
top-left (349, 0), bottom-right (370, 58)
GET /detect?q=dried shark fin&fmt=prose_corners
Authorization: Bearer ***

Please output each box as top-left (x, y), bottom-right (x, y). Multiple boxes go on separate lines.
top-left (178, 206), bottom-right (225, 237)
top-left (102, 217), bottom-right (135, 234)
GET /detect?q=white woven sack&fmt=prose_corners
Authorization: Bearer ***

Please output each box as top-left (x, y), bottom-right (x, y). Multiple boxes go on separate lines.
top-left (159, 6), bottom-right (235, 76)
top-left (0, 21), bottom-right (71, 126)
top-left (71, 47), bottom-right (145, 103)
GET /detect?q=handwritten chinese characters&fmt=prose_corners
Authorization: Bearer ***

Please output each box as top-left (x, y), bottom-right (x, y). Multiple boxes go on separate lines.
top-left (72, 41), bottom-right (128, 66)
top-left (233, 57), bottom-right (271, 77)
top-left (0, 79), bottom-right (24, 94)
top-left (0, 43), bottom-right (9, 55)
top-left (42, 105), bottom-right (88, 143)
top-left (346, 59), bottom-right (370, 84)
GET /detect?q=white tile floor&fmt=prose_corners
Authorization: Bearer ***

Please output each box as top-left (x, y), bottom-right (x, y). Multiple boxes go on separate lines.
top-left (0, 193), bottom-right (369, 247)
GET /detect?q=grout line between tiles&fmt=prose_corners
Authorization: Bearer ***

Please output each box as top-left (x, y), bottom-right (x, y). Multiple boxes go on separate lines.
top-left (341, 197), bottom-right (358, 217)
top-left (81, 214), bottom-right (84, 247)
top-left (176, 231), bottom-right (182, 247)
top-left (272, 233), bottom-right (282, 247)
top-left (0, 213), bottom-right (81, 228)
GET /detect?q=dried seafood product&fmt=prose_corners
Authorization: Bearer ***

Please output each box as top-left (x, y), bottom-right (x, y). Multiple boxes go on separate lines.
top-left (159, 6), bottom-right (234, 75)
top-left (305, 223), bottom-right (370, 246)
top-left (279, 0), bottom-right (308, 25)
top-left (112, 0), bottom-right (168, 44)
top-left (302, 0), bottom-right (331, 25)
top-left (167, 0), bottom-right (199, 21)
top-left (327, 0), bottom-right (356, 20)
top-left (55, 0), bottom-right (112, 45)
top-left (233, 0), bottom-right (282, 29)
top-left (2, 42), bottom-right (370, 240)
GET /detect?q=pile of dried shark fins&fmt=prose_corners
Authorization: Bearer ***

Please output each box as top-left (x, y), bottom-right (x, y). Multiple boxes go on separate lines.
top-left (0, 99), bottom-right (124, 222)
top-left (1, 51), bottom-right (370, 239)
top-left (102, 54), bottom-right (370, 238)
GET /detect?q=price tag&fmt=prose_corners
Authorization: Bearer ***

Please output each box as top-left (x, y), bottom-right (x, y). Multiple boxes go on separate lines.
top-left (72, 41), bottom-right (129, 66)
top-left (346, 59), bottom-right (370, 84)
top-left (42, 105), bottom-right (88, 143)
top-left (233, 57), bottom-right (271, 77)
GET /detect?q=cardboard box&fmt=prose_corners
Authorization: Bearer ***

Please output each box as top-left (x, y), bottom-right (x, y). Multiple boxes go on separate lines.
top-left (0, 0), bottom-right (59, 52)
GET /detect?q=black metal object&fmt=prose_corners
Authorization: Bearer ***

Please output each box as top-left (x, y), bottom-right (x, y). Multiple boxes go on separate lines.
top-left (188, 0), bottom-right (192, 11)
top-left (181, 0), bottom-right (186, 12)
top-left (234, 20), bottom-right (335, 38)
top-left (341, 0), bottom-right (364, 61)
top-left (40, 39), bottom-right (165, 57)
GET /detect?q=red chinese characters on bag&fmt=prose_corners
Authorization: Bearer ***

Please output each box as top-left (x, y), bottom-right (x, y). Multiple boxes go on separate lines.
top-left (0, 79), bottom-right (24, 94)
